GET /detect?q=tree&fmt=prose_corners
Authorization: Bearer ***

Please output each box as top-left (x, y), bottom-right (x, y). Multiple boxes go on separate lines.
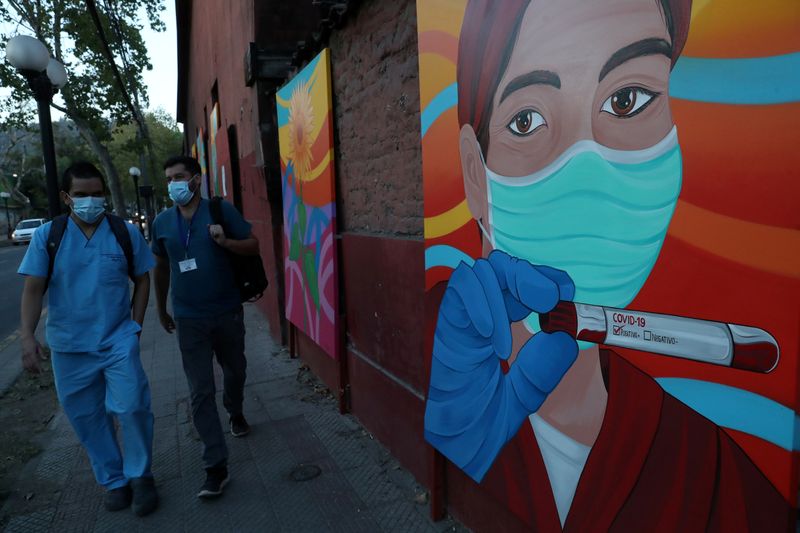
top-left (108, 108), bottom-right (183, 214)
top-left (0, 0), bottom-right (166, 217)
top-left (0, 119), bottom-right (98, 217)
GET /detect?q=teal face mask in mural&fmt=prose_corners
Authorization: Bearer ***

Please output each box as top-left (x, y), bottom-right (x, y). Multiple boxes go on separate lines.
top-left (479, 127), bottom-right (683, 348)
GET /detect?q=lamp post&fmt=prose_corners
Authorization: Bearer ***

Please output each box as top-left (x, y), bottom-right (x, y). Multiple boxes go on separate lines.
top-left (129, 166), bottom-right (143, 232)
top-left (5, 35), bottom-right (68, 220)
top-left (0, 192), bottom-right (10, 239)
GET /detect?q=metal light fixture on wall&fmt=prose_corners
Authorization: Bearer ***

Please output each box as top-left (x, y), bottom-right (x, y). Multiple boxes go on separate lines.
top-left (5, 35), bottom-right (68, 220)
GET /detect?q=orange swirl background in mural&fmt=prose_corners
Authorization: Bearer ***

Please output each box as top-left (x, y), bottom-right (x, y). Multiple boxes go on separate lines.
top-left (419, 0), bottom-right (800, 501)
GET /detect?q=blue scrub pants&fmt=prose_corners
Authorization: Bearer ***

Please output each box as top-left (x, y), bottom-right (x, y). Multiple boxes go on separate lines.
top-left (51, 333), bottom-right (154, 490)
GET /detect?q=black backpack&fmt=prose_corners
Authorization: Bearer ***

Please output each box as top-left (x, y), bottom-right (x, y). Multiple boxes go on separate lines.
top-left (46, 213), bottom-right (135, 290)
top-left (209, 197), bottom-right (268, 302)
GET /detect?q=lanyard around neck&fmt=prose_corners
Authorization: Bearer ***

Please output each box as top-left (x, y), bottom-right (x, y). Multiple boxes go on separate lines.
top-left (176, 207), bottom-right (197, 251)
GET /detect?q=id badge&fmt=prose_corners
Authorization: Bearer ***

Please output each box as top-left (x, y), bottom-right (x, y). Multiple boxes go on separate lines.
top-left (179, 258), bottom-right (198, 273)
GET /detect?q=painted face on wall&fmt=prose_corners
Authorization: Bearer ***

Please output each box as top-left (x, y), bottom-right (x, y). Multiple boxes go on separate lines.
top-left (459, 0), bottom-right (684, 321)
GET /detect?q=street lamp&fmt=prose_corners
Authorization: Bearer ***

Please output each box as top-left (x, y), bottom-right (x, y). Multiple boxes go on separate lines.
top-left (129, 166), bottom-right (143, 232)
top-left (0, 191), bottom-right (11, 238)
top-left (5, 35), bottom-right (68, 220)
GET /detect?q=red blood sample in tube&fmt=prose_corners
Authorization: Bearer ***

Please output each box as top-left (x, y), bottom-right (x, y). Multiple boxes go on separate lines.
top-left (540, 301), bottom-right (779, 374)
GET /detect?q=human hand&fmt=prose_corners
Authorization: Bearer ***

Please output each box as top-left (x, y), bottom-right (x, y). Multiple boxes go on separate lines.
top-left (159, 311), bottom-right (176, 334)
top-left (424, 250), bottom-right (578, 481)
top-left (208, 224), bottom-right (227, 247)
top-left (21, 336), bottom-right (45, 374)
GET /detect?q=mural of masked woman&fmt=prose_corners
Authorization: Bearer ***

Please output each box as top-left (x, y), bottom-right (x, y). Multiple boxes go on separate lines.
top-left (423, 0), bottom-right (791, 530)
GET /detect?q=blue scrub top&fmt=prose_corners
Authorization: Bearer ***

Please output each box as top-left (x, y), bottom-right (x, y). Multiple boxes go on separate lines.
top-left (151, 199), bottom-right (251, 319)
top-left (18, 216), bottom-right (155, 353)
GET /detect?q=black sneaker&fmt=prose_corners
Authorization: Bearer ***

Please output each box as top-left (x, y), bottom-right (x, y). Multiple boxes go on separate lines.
top-left (230, 414), bottom-right (250, 437)
top-left (104, 484), bottom-right (132, 511)
top-left (197, 466), bottom-right (229, 499)
top-left (130, 476), bottom-right (159, 517)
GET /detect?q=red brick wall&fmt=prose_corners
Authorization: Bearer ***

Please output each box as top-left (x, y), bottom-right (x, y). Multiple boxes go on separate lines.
top-left (330, 0), bottom-right (429, 483)
top-left (182, 0), bottom-right (285, 342)
top-left (183, 0), bottom-right (258, 158)
top-left (183, 0), bottom-right (432, 497)
top-left (239, 153), bottom-right (284, 341)
top-left (329, 0), bottom-right (423, 236)
top-left (281, 0), bottom-right (429, 482)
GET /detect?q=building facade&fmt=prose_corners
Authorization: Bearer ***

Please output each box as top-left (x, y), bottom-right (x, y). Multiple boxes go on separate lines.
top-left (176, 1), bottom-right (799, 530)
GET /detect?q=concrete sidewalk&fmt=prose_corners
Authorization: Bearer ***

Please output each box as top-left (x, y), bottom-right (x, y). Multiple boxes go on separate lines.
top-left (1, 298), bottom-right (465, 532)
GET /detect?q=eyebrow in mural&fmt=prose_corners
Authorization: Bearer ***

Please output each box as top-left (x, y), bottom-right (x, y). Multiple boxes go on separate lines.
top-left (499, 70), bottom-right (561, 103)
top-left (598, 37), bottom-right (672, 81)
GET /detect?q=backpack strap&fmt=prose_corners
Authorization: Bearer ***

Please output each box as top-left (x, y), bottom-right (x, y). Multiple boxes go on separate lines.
top-left (105, 214), bottom-right (136, 281)
top-left (209, 196), bottom-right (225, 229)
top-left (45, 214), bottom-right (70, 290)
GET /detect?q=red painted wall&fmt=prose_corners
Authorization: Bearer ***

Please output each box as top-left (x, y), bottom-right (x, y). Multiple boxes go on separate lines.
top-left (179, 0), bottom-right (527, 528)
top-left (181, 0), bottom-right (284, 342)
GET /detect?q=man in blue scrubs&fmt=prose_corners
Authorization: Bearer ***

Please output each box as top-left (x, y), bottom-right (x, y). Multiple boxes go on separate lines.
top-left (152, 155), bottom-right (259, 499)
top-left (18, 162), bottom-right (158, 516)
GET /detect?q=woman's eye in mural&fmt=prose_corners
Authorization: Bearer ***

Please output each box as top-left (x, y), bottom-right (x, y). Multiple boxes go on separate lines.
top-left (507, 109), bottom-right (546, 136)
top-left (601, 87), bottom-right (658, 118)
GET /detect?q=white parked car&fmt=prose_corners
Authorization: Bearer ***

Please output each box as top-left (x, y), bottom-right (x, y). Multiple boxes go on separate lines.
top-left (11, 218), bottom-right (46, 245)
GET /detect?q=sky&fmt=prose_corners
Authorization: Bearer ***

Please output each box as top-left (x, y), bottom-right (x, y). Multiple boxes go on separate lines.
top-left (141, 1), bottom-right (178, 120)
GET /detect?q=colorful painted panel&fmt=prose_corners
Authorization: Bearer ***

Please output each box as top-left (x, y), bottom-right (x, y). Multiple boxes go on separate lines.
top-left (418, 0), bottom-right (799, 528)
top-left (276, 48), bottom-right (340, 359)
top-left (209, 103), bottom-right (220, 196)
top-left (196, 128), bottom-right (209, 199)
top-left (215, 126), bottom-right (230, 199)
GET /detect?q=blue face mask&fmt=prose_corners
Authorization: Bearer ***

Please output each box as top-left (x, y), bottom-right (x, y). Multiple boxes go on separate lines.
top-left (479, 127), bottom-right (683, 348)
top-left (70, 196), bottom-right (106, 224)
top-left (168, 178), bottom-right (196, 206)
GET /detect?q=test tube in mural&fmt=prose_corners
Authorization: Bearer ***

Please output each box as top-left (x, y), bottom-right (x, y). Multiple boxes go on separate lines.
top-left (417, 0), bottom-right (798, 529)
top-left (276, 49), bottom-right (340, 359)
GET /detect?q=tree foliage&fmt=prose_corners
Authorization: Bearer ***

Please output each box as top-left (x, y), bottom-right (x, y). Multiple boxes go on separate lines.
top-left (0, 110), bottom-right (181, 219)
top-left (0, 0), bottom-right (167, 216)
top-left (108, 108), bottom-right (183, 214)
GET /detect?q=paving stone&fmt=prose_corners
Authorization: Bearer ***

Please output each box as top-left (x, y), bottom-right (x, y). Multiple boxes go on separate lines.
top-left (152, 440), bottom-right (182, 481)
top-left (273, 415), bottom-right (332, 464)
top-left (3, 509), bottom-right (56, 533)
top-left (342, 460), bottom-right (407, 507)
top-left (34, 444), bottom-right (80, 486)
top-left (369, 498), bottom-right (440, 533)
top-left (151, 395), bottom-right (178, 419)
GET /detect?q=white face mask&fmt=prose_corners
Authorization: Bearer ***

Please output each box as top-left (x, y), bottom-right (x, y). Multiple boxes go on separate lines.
top-left (168, 178), bottom-right (197, 206)
top-left (70, 196), bottom-right (106, 224)
top-left (479, 127), bottom-right (683, 347)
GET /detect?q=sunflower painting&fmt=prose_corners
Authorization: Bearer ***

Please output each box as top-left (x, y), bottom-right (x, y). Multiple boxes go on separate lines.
top-left (277, 48), bottom-right (340, 359)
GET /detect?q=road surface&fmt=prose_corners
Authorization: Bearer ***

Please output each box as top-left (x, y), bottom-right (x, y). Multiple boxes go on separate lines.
top-left (0, 244), bottom-right (28, 341)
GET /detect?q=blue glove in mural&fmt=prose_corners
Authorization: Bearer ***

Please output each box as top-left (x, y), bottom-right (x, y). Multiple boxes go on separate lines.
top-left (424, 250), bottom-right (579, 482)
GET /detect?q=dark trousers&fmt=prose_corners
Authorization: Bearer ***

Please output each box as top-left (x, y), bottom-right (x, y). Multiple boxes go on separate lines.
top-left (177, 306), bottom-right (247, 469)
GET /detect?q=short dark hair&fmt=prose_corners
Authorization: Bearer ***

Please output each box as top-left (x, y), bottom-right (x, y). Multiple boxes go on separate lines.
top-left (163, 155), bottom-right (201, 176)
top-left (61, 161), bottom-right (107, 193)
